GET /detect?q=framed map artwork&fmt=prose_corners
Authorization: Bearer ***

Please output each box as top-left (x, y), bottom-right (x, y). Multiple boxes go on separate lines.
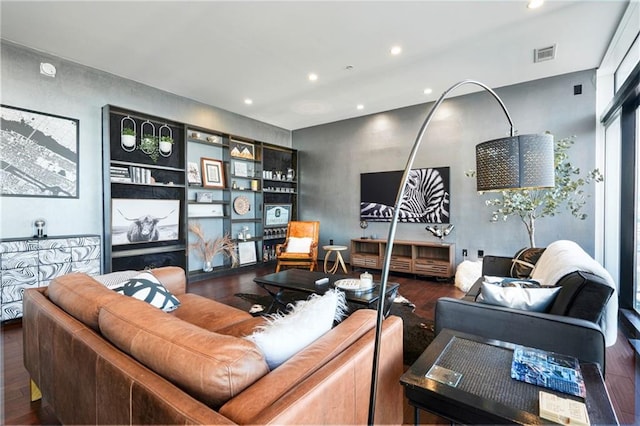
top-left (1, 105), bottom-right (79, 198)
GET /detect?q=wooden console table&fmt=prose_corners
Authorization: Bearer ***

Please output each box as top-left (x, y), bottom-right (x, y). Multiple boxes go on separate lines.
top-left (350, 238), bottom-right (455, 279)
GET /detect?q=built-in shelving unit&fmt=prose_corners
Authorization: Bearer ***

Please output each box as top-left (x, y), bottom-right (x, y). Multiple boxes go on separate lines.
top-left (350, 238), bottom-right (455, 279)
top-left (103, 106), bottom-right (298, 281)
top-left (102, 105), bottom-right (187, 273)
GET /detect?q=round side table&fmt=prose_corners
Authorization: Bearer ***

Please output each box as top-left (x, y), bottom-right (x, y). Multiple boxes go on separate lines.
top-left (323, 245), bottom-right (348, 274)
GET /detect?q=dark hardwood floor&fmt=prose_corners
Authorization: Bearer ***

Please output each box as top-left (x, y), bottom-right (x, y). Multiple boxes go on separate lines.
top-left (2, 265), bottom-right (637, 425)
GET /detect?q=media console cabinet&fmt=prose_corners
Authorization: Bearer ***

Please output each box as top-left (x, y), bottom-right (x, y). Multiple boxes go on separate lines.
top-left (350, 238), bottom-right (455, 279)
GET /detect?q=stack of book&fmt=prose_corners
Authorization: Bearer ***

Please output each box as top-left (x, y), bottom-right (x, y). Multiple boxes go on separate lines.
top-left (110, 166), bottom-right (131, 183)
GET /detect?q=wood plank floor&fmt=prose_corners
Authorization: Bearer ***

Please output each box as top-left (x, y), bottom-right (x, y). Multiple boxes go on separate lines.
top-left (2, 265), bottom-right (637, 425)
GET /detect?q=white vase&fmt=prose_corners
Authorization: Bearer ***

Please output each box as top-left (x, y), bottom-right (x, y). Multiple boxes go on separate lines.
top-left (159, 141), bottom-right (172, 156)
top-left (203, 260), bottom-right (213, 272)
top-left (121, 134), bottom-right (136, 150)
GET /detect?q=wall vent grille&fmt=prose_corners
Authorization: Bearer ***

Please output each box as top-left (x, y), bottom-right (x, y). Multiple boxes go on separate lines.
top-left (534, 45), bottom-right (556, 63)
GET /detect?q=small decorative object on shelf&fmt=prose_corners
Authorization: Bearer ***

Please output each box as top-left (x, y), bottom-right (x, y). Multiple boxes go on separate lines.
top-left (425, 224), bottom-right (455, 240)
top-left (33, 218), bottom-right (47, 238)
top-left (196, 192), bottom-right (213, 203)
top-left (187, 162), bottom-right (201, 185)
top-left (233, 196), bottom-right (251, 215)
top-left (360, 220), bottom-right (368, 239)
top-left (120, 116), bottom-right (136, 152)
top-left (188, 222), bottom-right (238, 270)
top-left (287, 167), bottom-right (295, 181)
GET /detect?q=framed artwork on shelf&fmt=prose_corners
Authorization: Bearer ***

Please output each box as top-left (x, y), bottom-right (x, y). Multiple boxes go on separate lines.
top-left (111, 198), bottom-right (180, 246)
top-left (238, 241), bottom-right (257, 265)
top-left (195, 192), bottom-right (213, 203)
top-left (234, 161), bottom-right (249, 177)
top-left (264, 203), bottom-right (292, 228)
top-left (187, 162), bottom-right (201, 185)
top-left (201, 157), bottom-right (225, 188)
top-left (230, 139), bottom-right (255, 160)
top-left (1, 104), bottom-right (79, 198)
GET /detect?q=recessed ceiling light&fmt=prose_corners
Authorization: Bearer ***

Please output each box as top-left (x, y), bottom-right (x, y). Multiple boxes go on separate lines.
top-left (244, 98), bottom-right (253, 105)
top-left (308, 73), bottom-right (318, 82)
top-left (527, 0), bottom-right (544, 9)
top-left (423, 88), bottom-right (433, 95)
top-left (390, 46), bottom-right (402, 56)
top-left (357, 104), bottom-right (364, 110)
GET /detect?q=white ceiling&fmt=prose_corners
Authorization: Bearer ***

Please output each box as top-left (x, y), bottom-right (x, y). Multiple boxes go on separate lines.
top-left (0, 1), bottom-right (630, 130)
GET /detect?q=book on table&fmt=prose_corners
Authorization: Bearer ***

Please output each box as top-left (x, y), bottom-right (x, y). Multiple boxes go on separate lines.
top-left (510, 345), bottom-right (586, 398)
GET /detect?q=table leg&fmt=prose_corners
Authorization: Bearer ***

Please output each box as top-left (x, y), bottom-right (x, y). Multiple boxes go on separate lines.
top-left (414, 406), bottom-right (419, 426)
top-left (324, 250), bottom-right (348, 274)
top-left (336, 251), bottom-right (348, 273)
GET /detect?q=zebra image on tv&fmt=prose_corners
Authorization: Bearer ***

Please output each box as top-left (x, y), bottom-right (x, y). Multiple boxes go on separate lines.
top-left (360, 167), bottom-right (450, 223)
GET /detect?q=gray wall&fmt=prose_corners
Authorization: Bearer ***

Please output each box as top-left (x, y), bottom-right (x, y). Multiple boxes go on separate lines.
top-left (1, 41), bottom-right (291, 240)
top-left (293, 70), bottom-right (599, 264)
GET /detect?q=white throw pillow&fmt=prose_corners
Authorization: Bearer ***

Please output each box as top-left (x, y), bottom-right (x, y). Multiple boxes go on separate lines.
top-left (285, 237), bottom-right (313, 253)
top-left (246, 289), bottom-right (347, 369)
top-left (112, 272), bottom-right (180, 313)
top-left (478, 282), bottom-right (560, 312)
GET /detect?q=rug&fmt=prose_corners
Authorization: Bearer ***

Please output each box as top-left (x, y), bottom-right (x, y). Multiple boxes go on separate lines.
top-left (234, 292), bottom-right (434, 365)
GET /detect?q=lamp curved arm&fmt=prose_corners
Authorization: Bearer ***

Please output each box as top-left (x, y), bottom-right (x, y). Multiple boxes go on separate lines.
top-left (367, 79), bottom-right (515, 425)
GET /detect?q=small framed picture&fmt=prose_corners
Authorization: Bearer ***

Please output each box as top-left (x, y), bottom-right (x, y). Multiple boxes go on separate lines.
top-left (201, 157), bottom-right (225, 188)
top-left (196, 192), bottom-right (213, 203)
top-left (230, 139), bottom-right (255, 160)
top-left (187, 162), bottom-right (201, 185)
top-left (238, 241), bottom-right (257, 265)
top-left (264, 204), bottom-right (292, 227)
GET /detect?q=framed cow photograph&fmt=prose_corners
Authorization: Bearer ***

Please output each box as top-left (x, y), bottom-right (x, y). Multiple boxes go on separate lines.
top-left (111, 199), bottom-right (180, 246)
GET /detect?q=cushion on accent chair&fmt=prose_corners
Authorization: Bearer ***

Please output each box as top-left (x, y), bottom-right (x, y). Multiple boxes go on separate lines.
top-left (285, 237), bottom-right (313, 253)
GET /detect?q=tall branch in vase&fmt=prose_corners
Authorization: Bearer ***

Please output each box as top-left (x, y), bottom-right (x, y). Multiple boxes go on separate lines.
top-left (188, 222), bottom-right (238, 269)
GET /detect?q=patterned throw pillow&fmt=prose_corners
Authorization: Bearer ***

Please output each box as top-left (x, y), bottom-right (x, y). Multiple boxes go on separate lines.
top-left (113, 272), bottom-right (180, 312)
top-left (510, 247), bottom-right (546, 278)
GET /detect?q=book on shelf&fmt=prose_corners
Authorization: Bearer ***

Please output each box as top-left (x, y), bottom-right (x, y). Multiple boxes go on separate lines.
top-left (511, 345), bottom-right (586, 398)
top-left (110, 166), bottom-right (131, 183)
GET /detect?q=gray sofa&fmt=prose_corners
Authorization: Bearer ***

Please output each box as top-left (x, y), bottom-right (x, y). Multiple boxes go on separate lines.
top-left (435, 240), bottom-right (616, 373)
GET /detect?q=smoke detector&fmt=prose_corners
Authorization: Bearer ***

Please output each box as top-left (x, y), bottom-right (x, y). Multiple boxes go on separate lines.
top-left (534, 45), bottom-right (556, 63)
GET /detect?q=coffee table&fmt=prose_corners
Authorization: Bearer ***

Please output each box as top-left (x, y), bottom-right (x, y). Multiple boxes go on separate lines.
top-left (400, 328), bottom-right (619, 425)
top-left (253, 269), bottom-right (399, 316)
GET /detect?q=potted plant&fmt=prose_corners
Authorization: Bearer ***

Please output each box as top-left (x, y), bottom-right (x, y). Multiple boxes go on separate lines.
top-left (139, 134), bottom-right (159, 162)
top-left (121, 127), bottom-right (136, 150)
top-left (188, 222), bottom-right (238, 271)
top-left (159, 135), bottom-right (174, 156)
top-left (468, 134), bottom-right (603, 247)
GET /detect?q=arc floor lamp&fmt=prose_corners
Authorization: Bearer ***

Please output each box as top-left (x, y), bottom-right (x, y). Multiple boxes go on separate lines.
top-left (367, 79), bottom-right (555, 424)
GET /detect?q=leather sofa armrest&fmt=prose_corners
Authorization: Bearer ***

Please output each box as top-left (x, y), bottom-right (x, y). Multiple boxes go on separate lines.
top-left (435, 297), bottom-right (606, 373)
top-left (150, 266), bottom-right (186, 296)
top-left (481, 255), bottom-right (513, 276)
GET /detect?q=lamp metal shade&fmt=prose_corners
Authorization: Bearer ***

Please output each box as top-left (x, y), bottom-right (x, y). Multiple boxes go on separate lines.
top-left (476, 133), bottom-right (555, 191)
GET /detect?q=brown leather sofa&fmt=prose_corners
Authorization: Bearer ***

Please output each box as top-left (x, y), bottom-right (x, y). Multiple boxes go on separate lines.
top-left (23, 266), bottom-right (403, 425)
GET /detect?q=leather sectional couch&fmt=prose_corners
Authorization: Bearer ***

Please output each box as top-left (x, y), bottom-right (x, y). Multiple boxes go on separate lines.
top-left (23, 266), bottom-right (404, 424)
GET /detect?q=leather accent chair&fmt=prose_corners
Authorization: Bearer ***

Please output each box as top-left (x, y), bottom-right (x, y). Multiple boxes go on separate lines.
top-left (275, 221), bottom-right (320, 272)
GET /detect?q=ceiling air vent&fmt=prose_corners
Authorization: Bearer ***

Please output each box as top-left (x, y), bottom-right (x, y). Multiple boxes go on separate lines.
top-left (534, 45), bottom-right (556, 63)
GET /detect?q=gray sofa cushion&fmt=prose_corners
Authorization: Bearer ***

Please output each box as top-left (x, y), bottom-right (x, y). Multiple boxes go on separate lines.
top-left (547, 271), bottom-right (614, 323)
